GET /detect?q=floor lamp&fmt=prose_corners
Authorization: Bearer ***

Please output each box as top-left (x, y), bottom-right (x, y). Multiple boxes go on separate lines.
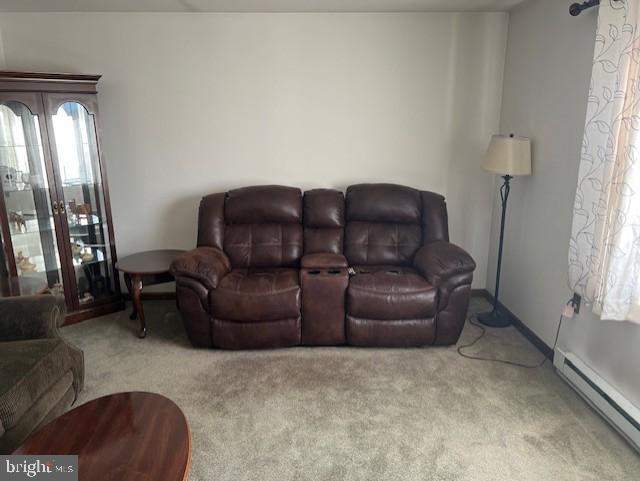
top-left (478, 134), bottom-right (532, 328)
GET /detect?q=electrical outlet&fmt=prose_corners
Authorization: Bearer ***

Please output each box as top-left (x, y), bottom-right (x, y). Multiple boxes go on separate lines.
top-left (572, 293), bottom-right (581, 314)
top-left (561, 303), bottom-right (575, 318)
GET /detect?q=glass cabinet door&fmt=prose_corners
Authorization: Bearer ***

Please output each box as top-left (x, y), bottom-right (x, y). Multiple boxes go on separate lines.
top-left (48, 99), bottom-right (116, 307)
top-left (0, 97), bottom-right (63, 296)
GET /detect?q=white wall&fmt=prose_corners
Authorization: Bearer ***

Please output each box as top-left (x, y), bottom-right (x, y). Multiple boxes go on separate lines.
top-left (0, 24), bottom-right (5, 69)
top-left (493, 0), bottom-right (640, 406)
top-left (0, 12), bottom-right (507, 288)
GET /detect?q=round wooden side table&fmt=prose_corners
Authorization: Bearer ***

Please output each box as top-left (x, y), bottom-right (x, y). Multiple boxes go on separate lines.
top-left (115, 249), bottom-right (185, 338)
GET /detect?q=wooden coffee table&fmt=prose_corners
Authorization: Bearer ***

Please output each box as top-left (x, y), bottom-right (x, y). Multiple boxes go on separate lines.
top-left (116, 249), bottom-right (185, 338)
top-left (14, 392), bottom-right (191, 481)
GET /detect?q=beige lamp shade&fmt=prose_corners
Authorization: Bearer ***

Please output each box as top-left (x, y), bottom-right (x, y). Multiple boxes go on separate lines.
top-left (482, 135), bottom-right (532, 176)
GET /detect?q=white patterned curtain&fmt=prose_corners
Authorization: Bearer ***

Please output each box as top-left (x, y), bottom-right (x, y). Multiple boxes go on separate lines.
top-left (569, 0), bottom-right (640, 323)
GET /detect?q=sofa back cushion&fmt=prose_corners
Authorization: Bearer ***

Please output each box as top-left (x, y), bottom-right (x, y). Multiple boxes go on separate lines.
top-left (345, 184), bottom-right (423, 266)
top-left (223, 185), bottom-right (303, 268)
top-left (225, 185), bottom-right (302, 224)
top-left (303, 189), bottom-right (344, 254)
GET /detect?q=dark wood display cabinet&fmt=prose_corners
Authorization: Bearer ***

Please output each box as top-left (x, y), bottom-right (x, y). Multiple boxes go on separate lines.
top-left (0, 72), bottom-right (123, 323)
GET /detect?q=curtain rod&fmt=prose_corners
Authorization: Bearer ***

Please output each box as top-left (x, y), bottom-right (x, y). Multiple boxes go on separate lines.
top-left (570, 0), bottom-right (620, 16)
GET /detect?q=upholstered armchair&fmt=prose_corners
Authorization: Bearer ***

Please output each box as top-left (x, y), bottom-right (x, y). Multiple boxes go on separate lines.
top-left (0, 295), bottom-right (84, 453)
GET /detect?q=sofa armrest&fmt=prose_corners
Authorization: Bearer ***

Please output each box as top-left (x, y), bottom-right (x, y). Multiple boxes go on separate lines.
top-left (170, 247), bottom-right (231, 291)
top-left (301, 253), bottom-right (348, 269)
top-left (414, 241), bottom-right (475, 283)
top-left (414, 242), bottom-right (475, 306)
top-left (414, 242), bottom-right (475, 345)
top-left (0, 295), bottom-right (66, 342)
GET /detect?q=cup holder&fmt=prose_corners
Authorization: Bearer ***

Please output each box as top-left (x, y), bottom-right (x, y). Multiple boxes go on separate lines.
top-left (387, 270), bottom-right (400, 274)
top-left (328, 269), bottom-right (341, 274)
top-left (308, 270), bottom-right (321, 275)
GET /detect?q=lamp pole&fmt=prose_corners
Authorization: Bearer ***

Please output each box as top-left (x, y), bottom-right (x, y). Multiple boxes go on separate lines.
top-left (478, 174), bottom-right (513, 328)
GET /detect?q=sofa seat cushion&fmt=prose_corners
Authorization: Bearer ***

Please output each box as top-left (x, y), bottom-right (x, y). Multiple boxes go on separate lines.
top-left (0, 339), bottom-right (74, 431)
top-left (347, 266), bottom-right (437, 320)
top-left (212, 268), bottom-right (301, 322)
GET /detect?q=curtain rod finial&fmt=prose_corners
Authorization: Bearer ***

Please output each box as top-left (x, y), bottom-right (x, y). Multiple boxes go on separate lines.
top-left (569, 0), bottom-right (602, 16)
top-left (569, 3), bottom-right (582, 16)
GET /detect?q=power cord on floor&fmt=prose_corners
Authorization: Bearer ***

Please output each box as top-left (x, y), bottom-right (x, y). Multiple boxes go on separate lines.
top-left (456, 299), bottom-right (571, 368)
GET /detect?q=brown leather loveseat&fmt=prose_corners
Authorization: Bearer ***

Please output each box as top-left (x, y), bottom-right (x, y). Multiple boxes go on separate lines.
top-left (171, 184), bottom-right (476, 349)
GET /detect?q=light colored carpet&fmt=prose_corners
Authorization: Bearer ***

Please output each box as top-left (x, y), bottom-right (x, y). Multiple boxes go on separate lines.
top-left (62, 297), bottom-right (640, 481)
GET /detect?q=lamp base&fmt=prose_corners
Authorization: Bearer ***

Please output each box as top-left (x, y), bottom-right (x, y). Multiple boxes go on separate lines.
top-left (477, 309), bottom-right (511, 328)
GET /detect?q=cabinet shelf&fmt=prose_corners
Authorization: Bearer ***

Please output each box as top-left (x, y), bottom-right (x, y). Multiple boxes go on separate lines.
top-left (4, 189), bottom-right (42, 194)
top-left (68, 217), bottom-right (102, 228)
top-left (62, 181), bottom-right (97, 188)
top-left (9, 227), bottom-right (54, 236)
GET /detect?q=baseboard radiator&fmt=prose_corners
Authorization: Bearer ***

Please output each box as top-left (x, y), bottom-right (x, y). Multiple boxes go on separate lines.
top-left (554, 349), bottom-right (640, 451)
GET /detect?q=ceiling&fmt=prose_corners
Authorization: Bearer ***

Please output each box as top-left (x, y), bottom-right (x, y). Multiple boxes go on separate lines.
top-left (0, 0), bottom-right (528, 13)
